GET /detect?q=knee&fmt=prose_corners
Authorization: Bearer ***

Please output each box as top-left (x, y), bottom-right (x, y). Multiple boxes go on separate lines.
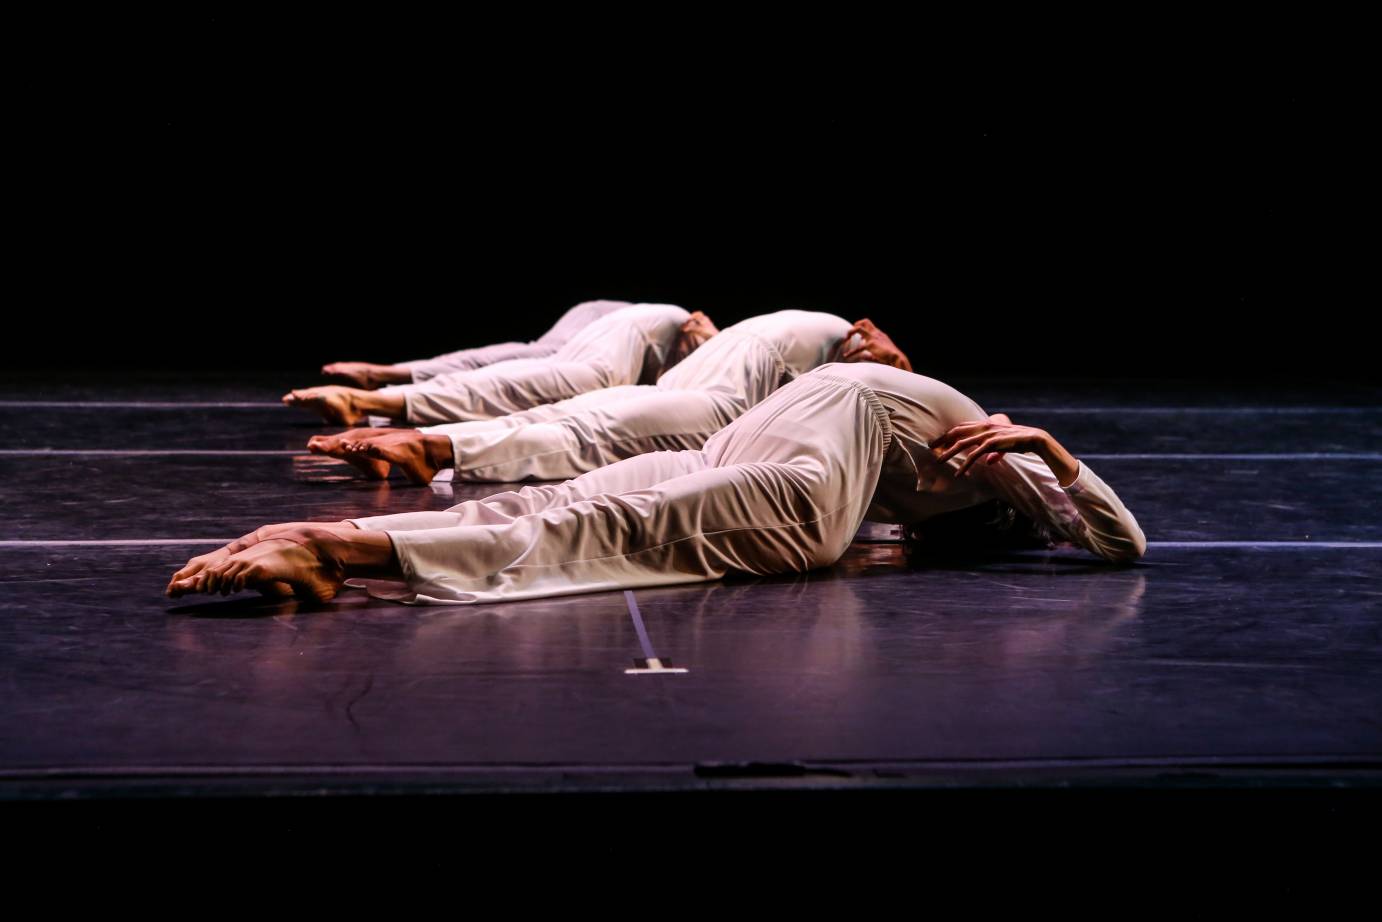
top-left (738, 523), bottom-right (851, 575)
top-left (732, 484), bottom-right (859, 574)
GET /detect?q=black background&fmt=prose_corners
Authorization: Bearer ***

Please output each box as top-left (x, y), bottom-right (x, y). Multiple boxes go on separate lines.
top-left (13, 17), bottom-right (1370, 382)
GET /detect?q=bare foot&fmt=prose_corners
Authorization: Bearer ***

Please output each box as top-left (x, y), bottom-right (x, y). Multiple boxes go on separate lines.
top-left (166, 536), bottom-right (344, 603)
top-left (308, 427), bottom-right (396, 479)
top-left (167, 524), bottom-right (325, 598)
top-left (327, 447), bottom-right (392, 480)
top-left (322, 362), bottom-right (382, 389)
top-left (282, 386), bottom-right (368, 425)
top-left (308, 427), bottom-right (395, 455)
top-left (321, 362), bottom-right (412, 389)
top-left (345, 431), bottom-right (449, 485)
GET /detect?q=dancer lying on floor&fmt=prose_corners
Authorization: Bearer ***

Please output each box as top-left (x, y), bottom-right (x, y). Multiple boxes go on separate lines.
top-left (167, 362), bottom-right (1147, 605)
top-left (317, 299), bottom-right (634, 389)
top-left (305, 313), bottom-right (910, 484)
top-left (283, 303), bottom-right (706, 425)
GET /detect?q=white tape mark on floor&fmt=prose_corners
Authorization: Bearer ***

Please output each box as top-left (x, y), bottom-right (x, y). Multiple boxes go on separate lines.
top-left (1146, 541), bottom-right (1382, 549)
top-left (623, 590), bottom-right (688, 675)
top-left (0, 401), bottom-right (283, 409)
top-left (0, 539), bottom-right (234, 546)
top-left (1078, 453), bottom-right (1382, 461)
top-left (0, 450), bottom-right (299, 457)
top-left (999, 407), bottom-right (1382, 414)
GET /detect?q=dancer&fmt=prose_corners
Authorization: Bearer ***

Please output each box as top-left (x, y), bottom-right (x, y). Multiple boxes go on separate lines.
top-left (282, 303), bottom-right (700, 425)
top-left (308, 311), bottom-right (908, 484)
top-left (319, 299), bottom-right (634, 388)
top-left (168, 362), bottom-right (1146, 605)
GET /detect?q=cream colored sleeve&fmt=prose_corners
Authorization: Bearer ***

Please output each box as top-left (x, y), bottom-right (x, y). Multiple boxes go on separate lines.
top-left (1057, 460), bottom-right (1148, 561)
top-left (349, 511), bottom-right (467, 533)
top-left (535, 299), bottom-right (635, 346)
top-left (983, 452), bottom-right (1148, 563)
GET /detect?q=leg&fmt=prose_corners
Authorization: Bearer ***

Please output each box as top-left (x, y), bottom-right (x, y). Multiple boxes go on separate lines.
top-left (333, 385), bottom-right (663, 484)
top-left (349, 371), bottom-right (889, 604)
top-left (320, 362), bottom-right (415, 389)
top-left (281, 386), bottom-right (407, 424)
top-left (402, 341), bottom-right (558, 381)
top-left (394, 357), bottom-right (619, 424)
top-left (351, 447), bottom-right (714, 533)
top-left (367, 457), bottom-right (875, 605)
top-left (418, 384), bottom-right (655, 433)
top-left (438, 387), bottom-right (745, 482)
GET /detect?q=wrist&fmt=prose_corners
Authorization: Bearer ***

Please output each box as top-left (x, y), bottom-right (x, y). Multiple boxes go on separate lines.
top-left (1037, 433), bottom-right (1081, 488)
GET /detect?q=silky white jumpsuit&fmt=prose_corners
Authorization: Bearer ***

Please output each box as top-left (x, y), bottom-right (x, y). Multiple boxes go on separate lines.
top-left (395, 300), bottom-right (632, 382)
top-left (417, 309), bottom-right (854, 482)
top-left (377, 303), bottom-right (691, 425)
top-left (346, 362), bottom-right (1147, 605)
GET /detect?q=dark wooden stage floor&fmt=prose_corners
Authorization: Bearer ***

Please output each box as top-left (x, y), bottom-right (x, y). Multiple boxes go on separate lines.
top-left (3, 371), bottom-right (1380, 864)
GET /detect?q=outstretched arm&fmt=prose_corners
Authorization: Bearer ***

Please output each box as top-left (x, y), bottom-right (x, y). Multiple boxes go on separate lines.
top-left (932, 420), bottom-right (1147, 562)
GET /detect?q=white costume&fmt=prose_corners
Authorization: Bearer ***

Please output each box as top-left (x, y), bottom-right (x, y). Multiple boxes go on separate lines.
top-left (381, 303), bottom-right (691, 425)
top-left (348, 362), bottom-right (1146, 605)
top-left (417, 309), bottom-right (854, 482)
top-left (395, 300), bottom-right (632, 382)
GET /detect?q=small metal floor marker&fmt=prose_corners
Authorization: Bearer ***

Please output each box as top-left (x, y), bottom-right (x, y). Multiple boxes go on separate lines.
top-left (626, 656), bottom-right (687, 675)
top-left (622, 590), bottom-right (688, 675)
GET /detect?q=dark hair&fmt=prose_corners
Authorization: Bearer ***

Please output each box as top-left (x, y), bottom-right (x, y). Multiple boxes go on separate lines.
top-left (902, 499), bottom-right (1058, 556)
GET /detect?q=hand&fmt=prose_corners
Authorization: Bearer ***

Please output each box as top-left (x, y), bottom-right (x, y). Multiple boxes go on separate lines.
top-left (667, 312), bottom-right (719, 369)
top-left (680, 311), bottom-right (719, 344)
top-left (839, 319), bottom-right (912, 372)
top-left (931, 419), bottom-right (1052, 478)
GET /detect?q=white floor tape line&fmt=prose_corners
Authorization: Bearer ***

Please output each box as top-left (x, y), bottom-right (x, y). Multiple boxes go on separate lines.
top-left (1078, 453), bottom-right (1382, 461)
top-left (1000, 407), bottom-right (1382, 414)
top-left (0, 401), bottom-right (283, 409)
top-left (1146, 541), bottom-right (1382, 549)
top-left (0, 539), bottom-right (235, 546)
top-left (0, 450), bottom-right (299, 457)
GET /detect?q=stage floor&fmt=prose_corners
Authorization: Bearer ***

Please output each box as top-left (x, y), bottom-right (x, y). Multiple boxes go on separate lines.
top-left (2, 371), bottom-right (1380, 800)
